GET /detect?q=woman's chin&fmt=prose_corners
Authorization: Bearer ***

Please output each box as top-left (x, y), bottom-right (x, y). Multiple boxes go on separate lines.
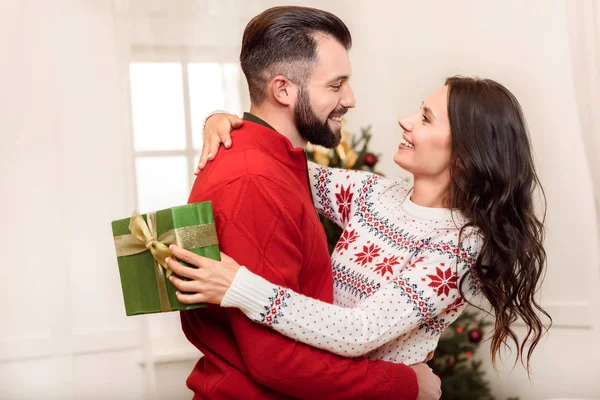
top-left (393, 152), bottom-right (411, 171)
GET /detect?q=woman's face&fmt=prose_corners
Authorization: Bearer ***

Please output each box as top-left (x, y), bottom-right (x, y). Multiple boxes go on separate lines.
top-left (394, 85), bottom-right (452, 182)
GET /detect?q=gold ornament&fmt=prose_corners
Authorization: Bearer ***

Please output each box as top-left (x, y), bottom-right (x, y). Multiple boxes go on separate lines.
top-left (336, 125), bottom-right (357, 168)
top-left (308, 142), bottom-right (331, 167)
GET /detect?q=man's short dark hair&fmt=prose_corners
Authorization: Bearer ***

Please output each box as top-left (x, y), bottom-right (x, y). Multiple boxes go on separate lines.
top-left (240, 6), bottom-right (352, 104)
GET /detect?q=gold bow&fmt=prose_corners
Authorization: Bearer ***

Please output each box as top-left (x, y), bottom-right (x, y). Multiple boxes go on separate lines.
top-left (113, 210), bottom-right (218, 312)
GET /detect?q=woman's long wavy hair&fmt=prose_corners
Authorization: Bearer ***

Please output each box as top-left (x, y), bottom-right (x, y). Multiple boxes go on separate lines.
top-left (445, 76), bottom-right (550, 372)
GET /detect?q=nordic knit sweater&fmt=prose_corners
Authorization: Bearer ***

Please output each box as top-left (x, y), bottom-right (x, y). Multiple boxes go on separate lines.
top-left (221, 162), bottom-right (483, 365)
top-left (181, 118), bottom-right (419, 399)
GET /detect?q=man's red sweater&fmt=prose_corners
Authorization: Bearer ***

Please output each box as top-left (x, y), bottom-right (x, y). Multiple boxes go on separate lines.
top-left (182, 118), bottom-right (419, 399)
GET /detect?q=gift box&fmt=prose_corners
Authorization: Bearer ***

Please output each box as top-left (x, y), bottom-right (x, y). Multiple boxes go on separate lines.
top-left (111, 202), bottom-right (220, 316)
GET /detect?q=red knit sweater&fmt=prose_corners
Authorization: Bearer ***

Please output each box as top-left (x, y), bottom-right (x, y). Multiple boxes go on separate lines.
top-left (182, 119), bottom-right (418, 399)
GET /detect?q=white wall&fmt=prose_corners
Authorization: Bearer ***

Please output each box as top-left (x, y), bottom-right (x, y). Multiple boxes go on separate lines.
top-left (0, 0), bottom-right (195, 399)
top-left (1, 0), bottom-right (598, 399)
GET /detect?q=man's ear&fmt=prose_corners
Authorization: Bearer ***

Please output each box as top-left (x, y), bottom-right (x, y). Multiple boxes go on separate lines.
top-left (269, 75), bottom-right (297, 106)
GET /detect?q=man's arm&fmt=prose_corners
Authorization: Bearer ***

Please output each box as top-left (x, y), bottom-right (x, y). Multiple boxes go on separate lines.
top-left (199, 174), bottom-right (420, 399)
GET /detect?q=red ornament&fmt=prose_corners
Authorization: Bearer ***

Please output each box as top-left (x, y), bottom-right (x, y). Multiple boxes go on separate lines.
top-left (456, 326), bottom-right (464, 333)
top-left (363, 153), bottom-right (379, 167)
top-left (468, 328), bottom-right (483, 344)
top-left (465, 351), bottom-right (473, 358)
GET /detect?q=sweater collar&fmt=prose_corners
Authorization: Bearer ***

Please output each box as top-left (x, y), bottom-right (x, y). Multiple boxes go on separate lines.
top-left (239, 113), bottom-right (307, 171)
top-left (400, 195), bottom-right (460, 222)
top-left (243, 112), bottom-right (276, 131)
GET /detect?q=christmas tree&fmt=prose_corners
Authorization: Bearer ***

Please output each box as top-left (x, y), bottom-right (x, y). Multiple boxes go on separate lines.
top-left (307, 125), bottom-right (514, 400)
top-left (427, 311), bottom-right (495, 400)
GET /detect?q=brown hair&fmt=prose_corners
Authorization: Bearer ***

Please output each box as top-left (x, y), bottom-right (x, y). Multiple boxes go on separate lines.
top-left (240, 6), bottom-right (352, 104)
top-left (446, 76), bottom-right (551, 372)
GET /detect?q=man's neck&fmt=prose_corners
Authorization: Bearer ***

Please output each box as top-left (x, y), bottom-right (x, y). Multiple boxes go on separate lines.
top-left (249, 105), bottom-right (308, 149)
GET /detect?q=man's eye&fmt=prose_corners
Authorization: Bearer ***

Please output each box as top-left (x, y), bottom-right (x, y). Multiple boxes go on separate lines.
top-left (331, 85), bottom-right (342, 91)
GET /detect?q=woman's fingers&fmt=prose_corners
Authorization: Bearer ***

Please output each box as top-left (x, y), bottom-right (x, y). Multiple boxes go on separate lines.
top-left (169, 245), bottom-right (214, 268)
top-left (165, 246), bottom-right (237, 305)
top-left (175, 291), bottom-right (207, 305)
top-left (196, 142), bottom-right (211, 174)
top-left (165, 256), bottom-right (197, 280)
top-left (222, 116), bottom-right (243, 148)
top-left (195, 114), bottom-right (241, 174)
top-left (207, 122), bottom-right (226, 161)
top-left (168, 273), bottom-right (198, 292)
top-left (167, 256), bottom-right (214, 304)
top-left (229, 115), bottom-right (244, 128)
top-left (196, 114), bottom-right (226, 173)
top-left (170, 272), bottom-right (223, 305)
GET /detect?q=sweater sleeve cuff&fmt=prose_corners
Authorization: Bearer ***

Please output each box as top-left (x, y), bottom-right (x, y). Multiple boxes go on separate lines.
top-left (202, 109), bottom-right (228, 131)
top-left (220, 266), bottom-right (279, 322)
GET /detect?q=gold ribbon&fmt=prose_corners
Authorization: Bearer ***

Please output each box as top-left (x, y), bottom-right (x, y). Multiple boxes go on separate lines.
top-left (113, 210), bottom-right (218, 312)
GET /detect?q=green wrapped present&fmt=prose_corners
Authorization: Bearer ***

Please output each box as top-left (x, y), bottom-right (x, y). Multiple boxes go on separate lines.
top-left (111, 202), bottom-right (220, 316)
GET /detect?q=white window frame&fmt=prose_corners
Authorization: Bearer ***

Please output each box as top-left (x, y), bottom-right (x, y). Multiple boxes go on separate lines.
top-left (124, 45), bottom-right (248, 396)
top-left (129, 45), bottom-right (248, 207)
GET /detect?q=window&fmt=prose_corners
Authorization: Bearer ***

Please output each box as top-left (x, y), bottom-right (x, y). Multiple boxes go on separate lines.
top-left (129, 61), bottom-right (243, 213)
top-left (128, 58), bottom-right (244, 346)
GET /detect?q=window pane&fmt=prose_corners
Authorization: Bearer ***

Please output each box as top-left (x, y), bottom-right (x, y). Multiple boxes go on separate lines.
top-left (223, 63), bottom-right (243, 116)
top-left (189, 63), bottom-right (224, 149)
top-left (135, 156), bottom-right (189, 213)
top-left (129, 63), bottom-right (186, 152)
top-left (189, 63), bottom-right (242, 149)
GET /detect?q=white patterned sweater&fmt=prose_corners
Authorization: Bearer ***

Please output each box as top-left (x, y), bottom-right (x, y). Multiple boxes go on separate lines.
top-left (221, 162), bottom-right (483, 365)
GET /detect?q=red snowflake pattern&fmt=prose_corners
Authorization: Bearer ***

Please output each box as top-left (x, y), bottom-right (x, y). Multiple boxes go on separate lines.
top-left (335, 229), bottom-right (359, 253)
top-left (444, 297), bottom-right (465, 314)
top-left (426, 265), bottom-right (458, 297)
top-left (406, 256), bottom-right (425, 270)
top-left (335, 184), bottom-right (353, 224)
top-left (373, 255), bottom-right (401, 277)
top-left (354, 243), bottom-right (381, 266)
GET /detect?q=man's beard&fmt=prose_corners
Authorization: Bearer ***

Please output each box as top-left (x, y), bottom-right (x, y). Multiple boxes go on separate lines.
top-left (293, 86), bottom-right (346, 149)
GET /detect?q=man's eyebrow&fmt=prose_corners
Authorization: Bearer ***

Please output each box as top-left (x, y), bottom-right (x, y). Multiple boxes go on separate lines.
top-left (327, 75), bottom-right (349, 84)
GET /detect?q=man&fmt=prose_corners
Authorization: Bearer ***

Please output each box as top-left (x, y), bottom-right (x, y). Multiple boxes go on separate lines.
top-left (178, 6), bottom-right (440, 399)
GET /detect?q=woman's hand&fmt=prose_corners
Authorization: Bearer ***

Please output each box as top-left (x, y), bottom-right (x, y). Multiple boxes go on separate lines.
top-left (195, 113), bottom-right (243, 174)
top-left (165, 245), bottom-right (241, 305)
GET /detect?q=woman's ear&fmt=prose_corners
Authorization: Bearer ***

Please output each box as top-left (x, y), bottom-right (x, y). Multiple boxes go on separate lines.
top-left (453, 156), bottom-right (464, 173)
top-left (270, 75), bottom-right (297, 106)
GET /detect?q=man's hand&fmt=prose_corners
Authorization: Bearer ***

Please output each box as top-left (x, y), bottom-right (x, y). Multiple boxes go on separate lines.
top-left (410, 363), bottom-right (441, 400)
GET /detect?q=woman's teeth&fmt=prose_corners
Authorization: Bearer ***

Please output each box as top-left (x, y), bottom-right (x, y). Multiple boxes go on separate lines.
top-left (329, 116), bottom-right (342, 122)
top-left (400, 139), bottom-right (415, 149)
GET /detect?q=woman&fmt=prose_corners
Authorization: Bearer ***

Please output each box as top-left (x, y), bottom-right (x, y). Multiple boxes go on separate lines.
top-left (166, 76), bottom-right (549, 370)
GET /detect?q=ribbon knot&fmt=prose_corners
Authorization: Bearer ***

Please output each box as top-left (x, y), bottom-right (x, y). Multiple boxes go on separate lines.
top-left (126, 210), bottom-right (173, 312)
top-left (126, 210), bottom-right (173, 276)
top-left (145, 239), bottom-right (158, 251)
